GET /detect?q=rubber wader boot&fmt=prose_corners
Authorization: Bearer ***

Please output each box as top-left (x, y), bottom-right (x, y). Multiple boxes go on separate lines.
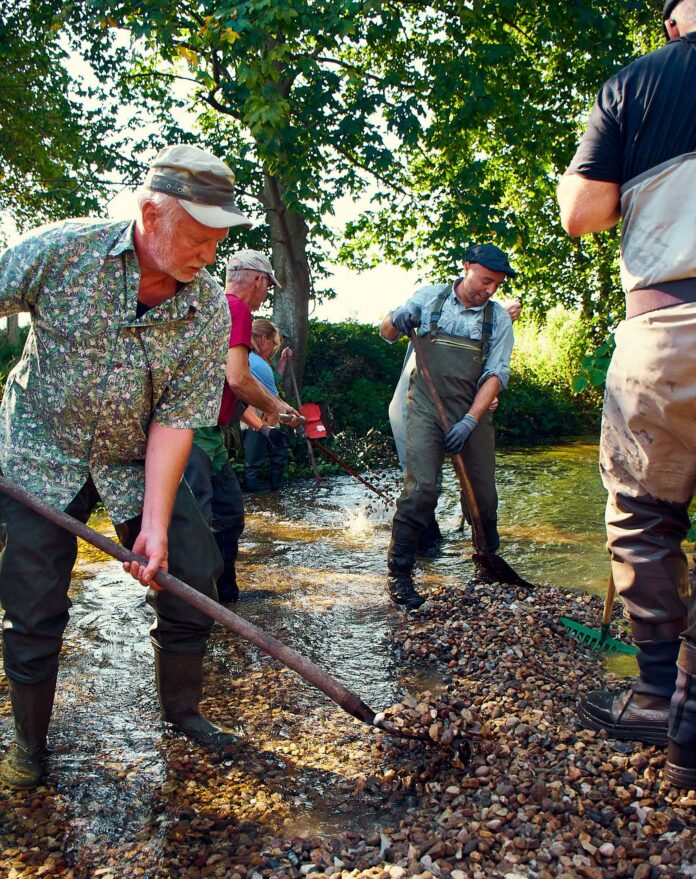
top-left (387, 525), bottom-right (424, 610)
top-left (155, 652), bottom-right (240, 748)
top-left (416, 515), bottom-right (443, 557)
top-left (269, 466), bottom-right (285, 492)
top-left (0, 675), bottom-right (57, 789)
top-left (665, 641), bottom-right (696, 789)
top-left (577, 620), bottom-right (684, 746)
top-left (216, 557), bottom-right (240, 604)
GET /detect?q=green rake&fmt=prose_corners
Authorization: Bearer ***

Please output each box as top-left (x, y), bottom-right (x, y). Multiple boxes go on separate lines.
top-left (561, 573), bottom-right (637, 655)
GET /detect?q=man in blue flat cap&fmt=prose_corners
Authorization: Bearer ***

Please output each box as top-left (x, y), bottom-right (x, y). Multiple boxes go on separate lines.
top-left (558, 0), bottom-right (696, 790)
top-left (380, 244), bottom-right (516, 609)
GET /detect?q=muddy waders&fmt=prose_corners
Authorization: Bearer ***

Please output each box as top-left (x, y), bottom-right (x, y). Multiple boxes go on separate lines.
top-left (0, 474), bottom-right (237, 789)
top-left (0, 675), bottom-right (57, 788)
top-left (116, 485), bottom-right (240, 748)
top-left (577, 306), bottom-right (696, 786)
top-left (388, 300), bottom-right (498, 608)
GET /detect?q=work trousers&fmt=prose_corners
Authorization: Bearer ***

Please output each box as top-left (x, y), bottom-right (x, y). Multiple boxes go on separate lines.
top-left (242, 428), bottom-right (289, 491)
top-left (390, 330), bottom-right (499, 573)
top-left (183, 443), bottom-right (244, 601)
top-left (600, 303), bottom-right (695, 728)
top-left (0, 477), bottom-right (222, 685)
top-left (396, 402), bottom-right (498, 547)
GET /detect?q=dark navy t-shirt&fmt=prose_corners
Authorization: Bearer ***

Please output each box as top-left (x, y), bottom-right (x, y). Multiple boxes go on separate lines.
top-left (567, 32), bottom-right (696, 185)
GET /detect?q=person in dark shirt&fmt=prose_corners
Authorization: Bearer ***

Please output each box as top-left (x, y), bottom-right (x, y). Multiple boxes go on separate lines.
top-left (557, 0), bottom-right (696, 790)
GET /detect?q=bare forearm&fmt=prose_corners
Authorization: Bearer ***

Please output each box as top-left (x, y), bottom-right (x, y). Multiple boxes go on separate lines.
top-left (142, 423), bottom-right (192, 532)
top-left (241, 407), bottom-right (265, 430)
top-left (228, 370), bottom-right (278, 415)
top-left (468, 377), bottom-right (501, 421)
top-left (123, 422), bottom-right (192, 585)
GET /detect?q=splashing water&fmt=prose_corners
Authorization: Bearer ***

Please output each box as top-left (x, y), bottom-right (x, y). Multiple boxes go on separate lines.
top-left (344, 507), bottom-right (373, 537)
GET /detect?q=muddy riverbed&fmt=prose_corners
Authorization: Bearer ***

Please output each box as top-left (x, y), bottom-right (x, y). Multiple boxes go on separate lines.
top-left (1, 444), bottom-right (694, 878)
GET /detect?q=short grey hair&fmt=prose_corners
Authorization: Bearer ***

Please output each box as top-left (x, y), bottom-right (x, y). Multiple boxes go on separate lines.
top-left (672, 0), bottom-right (696, 25)
top-left (135, 188), bottom-right (182, 221)
top-left (225, 260), bottom-right (258, 289)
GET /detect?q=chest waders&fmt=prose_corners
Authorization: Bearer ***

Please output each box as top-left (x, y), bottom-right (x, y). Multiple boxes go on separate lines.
top-left (387, 295), bottom-right (498, 606)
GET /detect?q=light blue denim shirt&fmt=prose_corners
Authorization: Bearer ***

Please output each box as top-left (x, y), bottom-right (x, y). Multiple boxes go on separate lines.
top-left (388, 282), bottom-right (514, 390)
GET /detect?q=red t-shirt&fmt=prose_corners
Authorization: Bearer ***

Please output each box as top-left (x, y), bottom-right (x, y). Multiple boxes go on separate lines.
top-left (217, 293), bottom-right (252, 426)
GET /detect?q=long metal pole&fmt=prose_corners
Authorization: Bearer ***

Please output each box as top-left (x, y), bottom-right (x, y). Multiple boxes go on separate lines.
top-left (311, 440), bottom-right (391, 500)
top-left (0, 476), bottom-right (376, 724)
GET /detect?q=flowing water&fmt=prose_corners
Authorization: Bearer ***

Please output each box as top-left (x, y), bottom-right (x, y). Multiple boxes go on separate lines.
top-left (1, 440), bottom-right (693, 854)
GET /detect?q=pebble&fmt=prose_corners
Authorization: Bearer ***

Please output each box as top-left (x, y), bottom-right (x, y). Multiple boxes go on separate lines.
top-left (0, 575), bottom-right (692, 879)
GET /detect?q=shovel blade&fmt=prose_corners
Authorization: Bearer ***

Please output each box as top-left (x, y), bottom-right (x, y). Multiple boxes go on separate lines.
top-left (473, 552), bottom-right (534, 589)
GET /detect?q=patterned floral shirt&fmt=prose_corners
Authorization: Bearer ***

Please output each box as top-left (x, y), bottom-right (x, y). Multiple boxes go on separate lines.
top-left (0, 219), bottom-right (230, 523)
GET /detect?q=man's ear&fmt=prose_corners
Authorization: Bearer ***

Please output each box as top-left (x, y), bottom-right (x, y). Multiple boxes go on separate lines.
top-left (140, 199), bottom-right (158, 233)
top-left (665, 18), bottom-right (680, 39)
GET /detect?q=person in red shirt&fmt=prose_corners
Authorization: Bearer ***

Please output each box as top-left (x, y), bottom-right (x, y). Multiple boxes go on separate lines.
top-left (183, 251), bottom-right (299, 606)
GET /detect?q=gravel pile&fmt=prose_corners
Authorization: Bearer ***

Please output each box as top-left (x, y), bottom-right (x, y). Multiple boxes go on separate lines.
top-left (1, 575), bottom-right (694, 878)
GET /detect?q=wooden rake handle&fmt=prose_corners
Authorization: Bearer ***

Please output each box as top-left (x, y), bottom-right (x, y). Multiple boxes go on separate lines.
top-left (0, 476), bottom-right (376, 725)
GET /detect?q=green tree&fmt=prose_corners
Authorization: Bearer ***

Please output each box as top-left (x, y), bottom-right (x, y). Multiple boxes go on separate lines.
top-left (339, 0), bottom-right (661, 336)
top-left (0, 0), bottom-right (121, 234)
top-left (2, 0), bottom-right (664, 361)
top-left (67, 0), bottom-right (428, 382)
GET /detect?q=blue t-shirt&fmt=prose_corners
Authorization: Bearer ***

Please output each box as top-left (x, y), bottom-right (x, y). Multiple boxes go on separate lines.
top-left (249, 351), bottom-right (279, 396)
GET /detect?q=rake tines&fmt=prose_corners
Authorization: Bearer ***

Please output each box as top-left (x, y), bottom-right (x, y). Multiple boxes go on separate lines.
top-left (560, 617), bottom-right (637, 656)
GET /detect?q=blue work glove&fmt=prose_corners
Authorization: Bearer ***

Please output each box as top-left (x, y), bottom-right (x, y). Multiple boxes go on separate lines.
top-left (444, 414), bottom-right (478, 453)
top-left (390, 305), bottom-right (421, 337)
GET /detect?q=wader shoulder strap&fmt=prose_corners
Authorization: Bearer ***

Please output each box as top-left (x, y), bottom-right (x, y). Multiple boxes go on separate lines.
top-left (481, 301), bottom-right (494, 362)
top-left (428, 288), bottom-right (494, 359)
top-left (428, 286), bottom-right (452, 335)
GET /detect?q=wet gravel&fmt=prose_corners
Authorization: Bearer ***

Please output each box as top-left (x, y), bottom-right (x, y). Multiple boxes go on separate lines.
top-left (0, 568), bottom-right (696, 879)
top-left (1, 572), bottom-right (694, 879)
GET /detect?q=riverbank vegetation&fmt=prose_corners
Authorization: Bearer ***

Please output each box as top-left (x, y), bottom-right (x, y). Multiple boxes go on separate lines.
top-left (300, 308), bottom-right (600, 447)
top-left (0, 306), bottom-right (599, 460)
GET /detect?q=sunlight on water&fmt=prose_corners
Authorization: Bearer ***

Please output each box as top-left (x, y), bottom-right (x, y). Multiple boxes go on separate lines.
top-left (3, 440), bottom-right (690, 851)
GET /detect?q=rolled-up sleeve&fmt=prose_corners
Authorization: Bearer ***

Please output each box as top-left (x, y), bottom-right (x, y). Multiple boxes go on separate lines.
top-left (383, 286), bottom-right (441, 344)
top-left (479, 306), bottom-right (513, 390)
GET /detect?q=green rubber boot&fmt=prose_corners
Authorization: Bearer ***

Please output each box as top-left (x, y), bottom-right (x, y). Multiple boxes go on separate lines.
top-left (154, 651), bottom-right (240, 748)
top-left (0, 675), bottom-right (57, 789)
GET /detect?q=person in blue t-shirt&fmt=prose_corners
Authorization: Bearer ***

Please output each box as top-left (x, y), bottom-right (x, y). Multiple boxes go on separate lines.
top-left (242, 319), bottom-right (292, 491)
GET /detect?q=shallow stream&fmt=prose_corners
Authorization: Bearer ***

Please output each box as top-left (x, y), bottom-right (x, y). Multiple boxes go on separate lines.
top-left (1, 440), bottom-right (693, 860)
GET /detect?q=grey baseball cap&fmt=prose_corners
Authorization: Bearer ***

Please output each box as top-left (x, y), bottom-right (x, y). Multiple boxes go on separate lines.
top-left (466, 243), bottom-right (517, 278)
top-left (663, 0), bottom-right (680, 18)
top-left (144, 144), bottom-right (253, 229)
top-left (228, 249), bottom-right (281, 288)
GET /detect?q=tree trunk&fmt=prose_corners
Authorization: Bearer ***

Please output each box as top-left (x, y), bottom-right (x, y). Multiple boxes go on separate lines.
top-left (262, 169), bottom-right (311, 401)
top-left (6, 314), bottom-right (19, 345)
